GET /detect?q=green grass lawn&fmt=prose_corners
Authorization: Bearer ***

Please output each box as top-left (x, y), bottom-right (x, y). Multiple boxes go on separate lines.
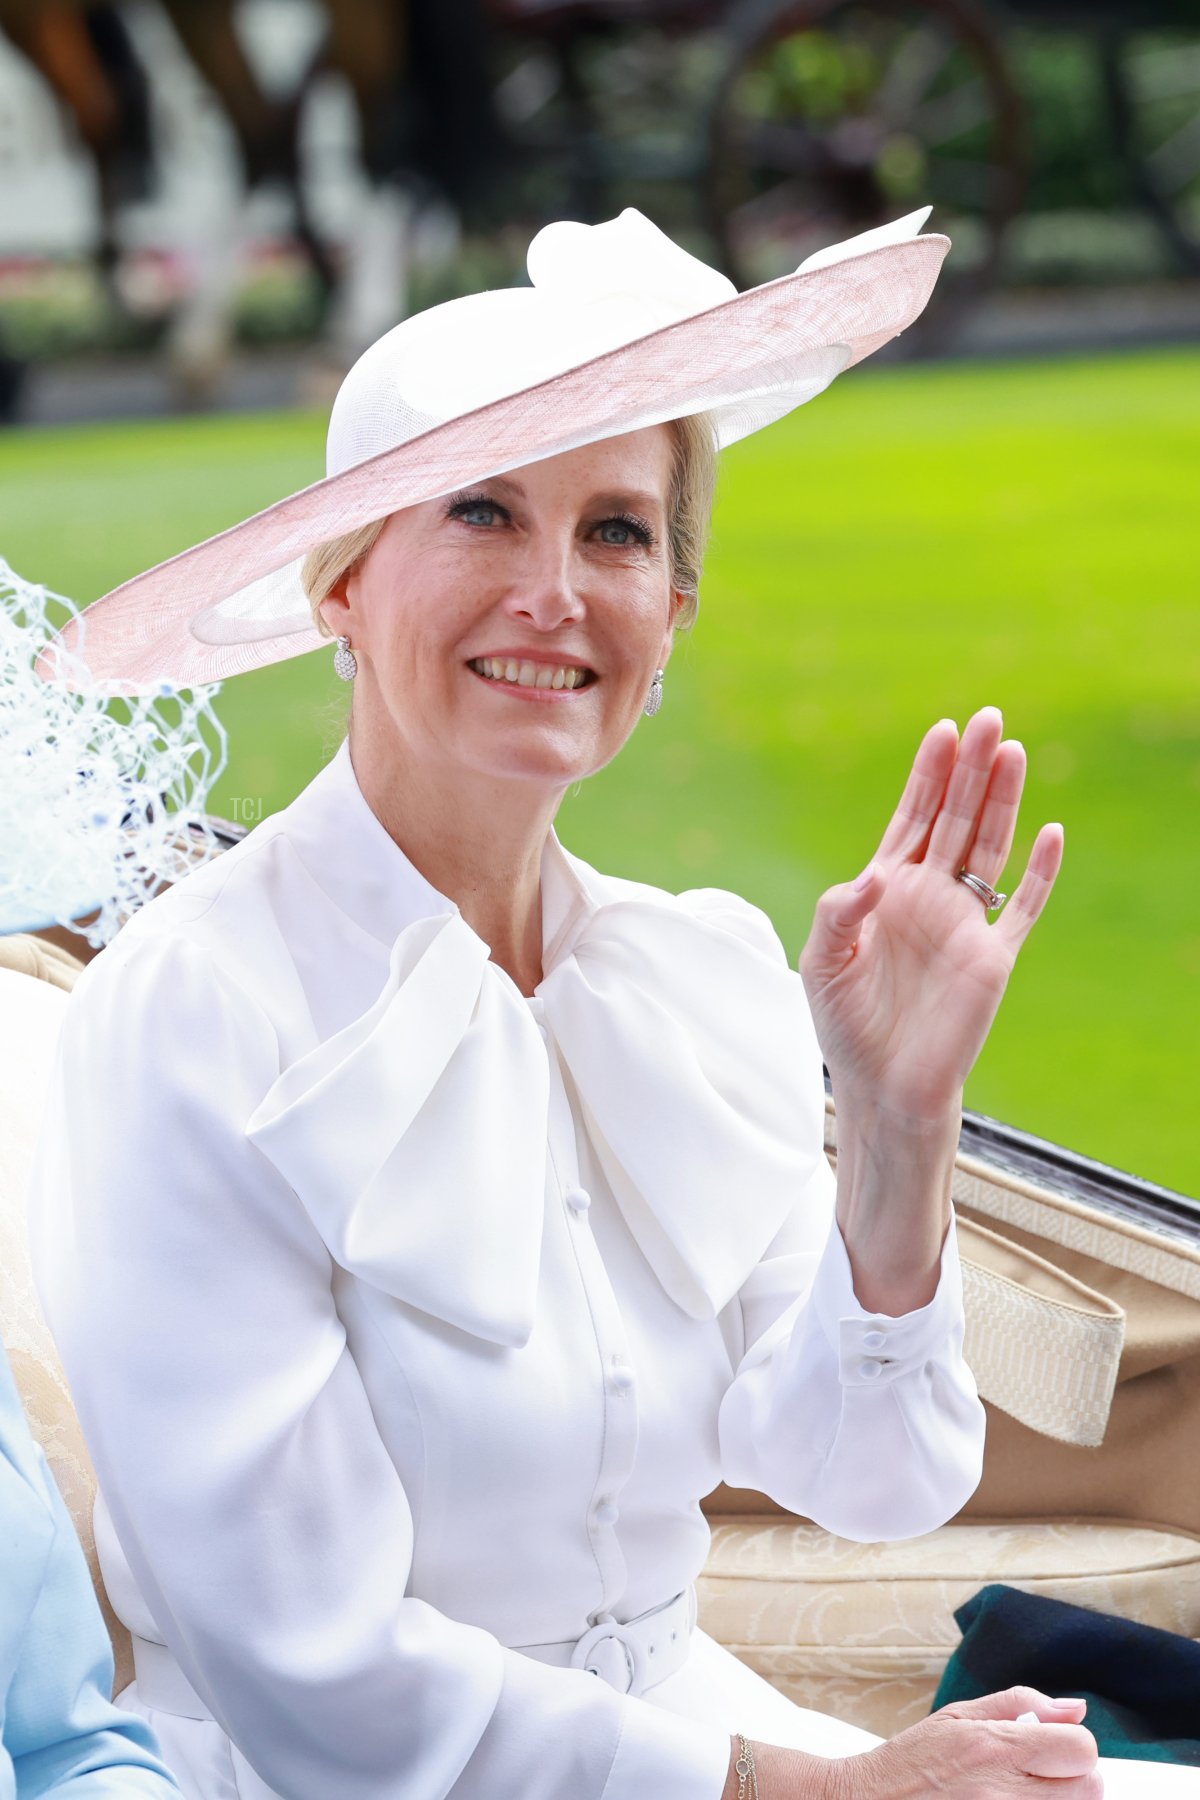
top-left (2, 346), bottom-right (1196, 1194)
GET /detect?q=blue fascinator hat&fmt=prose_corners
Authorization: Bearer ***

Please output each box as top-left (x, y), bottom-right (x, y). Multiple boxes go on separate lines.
top-left (0, 557), bottom-right (227, 947)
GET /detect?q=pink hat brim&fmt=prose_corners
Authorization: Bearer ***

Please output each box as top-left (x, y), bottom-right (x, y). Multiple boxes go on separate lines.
top-left (36, 235), bottom-right (948, 696)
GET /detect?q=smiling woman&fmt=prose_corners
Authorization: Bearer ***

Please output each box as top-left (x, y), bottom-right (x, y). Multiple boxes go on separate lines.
top-left (27, 206), bottom-right (1167, 1800)
top-left (301, 430), bottom-right (694, 985)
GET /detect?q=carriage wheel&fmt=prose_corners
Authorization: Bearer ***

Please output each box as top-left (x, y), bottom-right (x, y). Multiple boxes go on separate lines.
top-left (704, 0), bottom-right (1027, 347)
top-left (1100, 24), bottom-right (1200, 276)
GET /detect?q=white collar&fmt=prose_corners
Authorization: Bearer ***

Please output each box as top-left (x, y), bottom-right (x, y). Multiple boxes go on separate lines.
top-left (280, 732), bottom-right (599, 976)
top-left (243, 737), bottom-right (827, 1347)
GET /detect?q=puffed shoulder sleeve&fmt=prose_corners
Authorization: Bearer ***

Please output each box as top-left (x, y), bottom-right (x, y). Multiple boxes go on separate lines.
top-left (693, 893), bottom-right (986, 1542)
top-left (27, 932), bottom-right (731, 1800)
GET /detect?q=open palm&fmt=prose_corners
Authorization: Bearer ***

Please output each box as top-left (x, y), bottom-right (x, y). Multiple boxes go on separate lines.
top-left (800, 707), bottom-right (1065, 1124)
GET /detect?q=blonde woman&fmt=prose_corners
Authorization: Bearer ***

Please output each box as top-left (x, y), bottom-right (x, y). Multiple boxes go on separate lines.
top-left (31, 209), bottom-right (1148, 1799)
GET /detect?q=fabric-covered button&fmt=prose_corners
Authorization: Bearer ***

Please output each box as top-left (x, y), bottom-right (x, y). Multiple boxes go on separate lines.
top-left (609, 1365), bottom-right (635, 1393)
top-left (593, 1497), bottom-right (619, 1526)
top-left (863, 1329), bottom-right (888, 1351)
top-left (565, 1186), bottom-right (591, 1214)
top-left (856, 1358), bottom-right (885, 1381)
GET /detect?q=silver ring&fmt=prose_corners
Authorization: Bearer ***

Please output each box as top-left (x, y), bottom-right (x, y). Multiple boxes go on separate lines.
top-left (957, 869), bottom-right (1007, 912)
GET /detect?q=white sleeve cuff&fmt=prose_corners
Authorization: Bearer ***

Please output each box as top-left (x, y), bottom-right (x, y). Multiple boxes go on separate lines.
top-left (604, 1694), bottom-right (732, 1800)
top-left (810, 1210), bottom-right (967, 1389)
top-left (453, 1646), bottom-right (731, 1800)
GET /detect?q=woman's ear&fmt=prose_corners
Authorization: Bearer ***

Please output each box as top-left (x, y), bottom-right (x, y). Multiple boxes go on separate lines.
top-left (318, 572), bottom-right (353, 637)
top-left (659, 590), bottom-right (687, 663)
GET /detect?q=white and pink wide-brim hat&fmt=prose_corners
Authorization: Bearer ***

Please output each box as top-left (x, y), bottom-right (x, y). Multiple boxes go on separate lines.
top-left (36, 205), bottom-right (949, 697)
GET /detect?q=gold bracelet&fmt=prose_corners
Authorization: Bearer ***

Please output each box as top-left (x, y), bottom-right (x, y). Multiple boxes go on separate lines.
top-left (735, 1733), bottom-right (759, 1800)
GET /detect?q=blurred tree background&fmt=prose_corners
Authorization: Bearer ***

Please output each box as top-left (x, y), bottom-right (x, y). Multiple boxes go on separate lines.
top-left (2, 15), bottom-right (1197, 363)
top-left (3, 342), bottom-right (1196, 1192)
top-left (1, 0), bottom-right (1196, 1194)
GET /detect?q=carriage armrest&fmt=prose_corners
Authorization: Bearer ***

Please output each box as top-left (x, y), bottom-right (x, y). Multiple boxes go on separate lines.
top-left (696, 1513), bottom-right (1200, 1738)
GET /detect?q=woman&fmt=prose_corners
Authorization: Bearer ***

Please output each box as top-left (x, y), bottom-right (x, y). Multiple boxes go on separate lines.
top-left (0, 1334), bottom-right (181, 1796)
top-left (28, 208), bottom-right (1123, 1799)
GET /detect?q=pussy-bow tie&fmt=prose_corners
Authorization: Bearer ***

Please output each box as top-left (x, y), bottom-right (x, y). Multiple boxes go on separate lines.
top-left (244, 892), bottom-right (826, 1348)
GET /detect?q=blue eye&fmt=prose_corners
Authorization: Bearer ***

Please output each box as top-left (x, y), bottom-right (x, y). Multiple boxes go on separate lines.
top-left (598, 514), bottom-right (654, 548)
top-left (446, 492), bottom-right (505, 527)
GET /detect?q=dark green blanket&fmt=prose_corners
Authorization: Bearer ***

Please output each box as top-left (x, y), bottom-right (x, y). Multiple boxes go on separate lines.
top-left (933, 1584), bottom-right (1200, 1766)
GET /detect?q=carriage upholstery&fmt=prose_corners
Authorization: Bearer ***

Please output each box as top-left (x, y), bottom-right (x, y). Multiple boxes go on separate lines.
top-left (3, 929), bottom-right (1200, 1735)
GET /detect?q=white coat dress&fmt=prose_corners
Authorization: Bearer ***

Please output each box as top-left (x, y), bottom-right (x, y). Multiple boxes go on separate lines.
top-left (28, 731), bottom-right (993, 1800)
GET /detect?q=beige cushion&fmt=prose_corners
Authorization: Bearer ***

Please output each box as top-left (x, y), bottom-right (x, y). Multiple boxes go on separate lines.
top-left (0, 932), bottom-right (88, 991)
top-left (698, 1514), bottom-right (1200, 1736)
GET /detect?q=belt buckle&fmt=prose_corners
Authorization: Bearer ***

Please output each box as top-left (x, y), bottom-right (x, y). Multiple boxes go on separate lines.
top-left (569, 1615), bottom-right (640, 1696)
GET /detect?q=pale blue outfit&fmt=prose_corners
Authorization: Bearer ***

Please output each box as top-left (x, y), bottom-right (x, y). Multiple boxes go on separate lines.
top-left (0, 1340), bottom-right (179, 1798)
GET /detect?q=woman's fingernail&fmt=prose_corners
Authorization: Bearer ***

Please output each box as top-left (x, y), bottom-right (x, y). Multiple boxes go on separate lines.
top-left (853, 865), bottom-right (875, 892)
top-left (1049, 1698), bottom-right (1085, 1710)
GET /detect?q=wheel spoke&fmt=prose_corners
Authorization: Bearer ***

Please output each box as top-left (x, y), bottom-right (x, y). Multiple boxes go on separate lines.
top-left (875, 24), bottom-right (956, 124)
top-left (1124, 41), bottom-right (1200, 106)
top-left (928, 153), bottom-right (999, 206)
top-left (913, 76), bottom-right (993, 148)
top-left (1146, 109), bottom-right (1200, 195)
top-left (730, 117), bottom-right (825, 175)
top-left (730, 179), bottom-right (826, 232)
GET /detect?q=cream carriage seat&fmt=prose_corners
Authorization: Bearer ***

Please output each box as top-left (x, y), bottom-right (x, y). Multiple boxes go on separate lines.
top-left (4, 934), bottom-right (1200, 1736)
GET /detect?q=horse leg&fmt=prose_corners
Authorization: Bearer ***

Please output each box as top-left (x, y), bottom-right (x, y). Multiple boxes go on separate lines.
top-left (315, 0), bottom-right (421, 363)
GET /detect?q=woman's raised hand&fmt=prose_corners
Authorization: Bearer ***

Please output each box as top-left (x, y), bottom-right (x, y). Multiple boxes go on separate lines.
top-left (800, 707), bottom-right (1064, 1126)
top-left (728, 1691), bottom-right (1101, 1800)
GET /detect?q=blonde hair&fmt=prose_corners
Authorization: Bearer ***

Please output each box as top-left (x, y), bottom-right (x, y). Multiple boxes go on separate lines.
top-left (303, 414), bottom-right (717, 636)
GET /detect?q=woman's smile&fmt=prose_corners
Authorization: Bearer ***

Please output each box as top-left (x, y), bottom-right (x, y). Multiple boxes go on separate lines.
top-left (466, 653), bottom-right (598, 696)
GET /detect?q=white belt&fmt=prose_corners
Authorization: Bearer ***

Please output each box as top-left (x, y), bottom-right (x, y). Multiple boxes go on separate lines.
top-left (131, 1585), bottom-right (695, 1720)
top-left (515, 1585), bottom-right (697, 1698)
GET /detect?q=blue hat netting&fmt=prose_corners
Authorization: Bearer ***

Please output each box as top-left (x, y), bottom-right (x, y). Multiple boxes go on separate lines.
top-left (1, 557), bottom-right (228, 947)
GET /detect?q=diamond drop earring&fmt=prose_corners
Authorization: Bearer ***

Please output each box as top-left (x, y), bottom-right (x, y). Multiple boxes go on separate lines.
top-left (643, 668), bottom-right (664, 717)
top-left (333, 635), bottom-right (358, 681)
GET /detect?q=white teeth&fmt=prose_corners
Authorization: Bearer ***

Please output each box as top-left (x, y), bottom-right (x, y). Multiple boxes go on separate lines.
top-left (471, 658), bottom-right (589, 689)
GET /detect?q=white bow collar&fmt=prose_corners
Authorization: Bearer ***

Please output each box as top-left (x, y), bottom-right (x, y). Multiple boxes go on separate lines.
top-left (243, 738), bottom-right (826, 1347)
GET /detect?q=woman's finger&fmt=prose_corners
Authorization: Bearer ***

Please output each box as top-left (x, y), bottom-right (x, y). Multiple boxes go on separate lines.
top-left (874, 719), bottom-right (959, 865)
top-left (799, 864), bottom-right (887, 988)
top-left (1016, 1720), bottom-right (1100, 1781)
top-left (959, 739), bottom-right (1027, 888)
top-left (937, 1685), bottom-right (1086, 1730)
top-left (996, 821), bottom-right (1065, 951)
top-left (925, 706), bottom-right (1005, 873)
